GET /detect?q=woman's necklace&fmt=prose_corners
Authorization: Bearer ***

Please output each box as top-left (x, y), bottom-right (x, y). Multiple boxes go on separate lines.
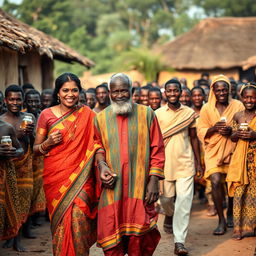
top-left (58, 105), bottom-right (77, 140)
top-left (244, 110), bottom-right (256, 123)
top-left (59, 104), bottom-right (68, 117)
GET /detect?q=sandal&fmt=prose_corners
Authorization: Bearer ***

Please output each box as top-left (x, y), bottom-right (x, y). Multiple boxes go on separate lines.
top-left (174, 243), bottom-right (188, 255)
top-left (232, 231), bottom-right (242, 240)
top-left (213, 225), bottom-right (227, 235)
top-left (163, 224), bottom-right (173, 234)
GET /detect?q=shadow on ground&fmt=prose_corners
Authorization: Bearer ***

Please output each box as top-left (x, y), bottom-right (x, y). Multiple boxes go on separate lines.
top-left (0, 198), bottom-right (255, 256)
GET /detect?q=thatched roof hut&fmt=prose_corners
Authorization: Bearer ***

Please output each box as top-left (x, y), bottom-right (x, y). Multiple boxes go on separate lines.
top-left (158, 17), bottom-right (256, 70)
top-left (157, 17), bottom-right (256, 86)
top-left (0, 9), bottom-right (94, 67)
top-left (0, 8), bottom-right (94, 92)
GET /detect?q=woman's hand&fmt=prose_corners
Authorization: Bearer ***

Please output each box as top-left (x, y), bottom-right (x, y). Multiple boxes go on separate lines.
top-left (237, 127), bottom-right (256, 140)
top-left (45, 130), bottom-right (63, 147)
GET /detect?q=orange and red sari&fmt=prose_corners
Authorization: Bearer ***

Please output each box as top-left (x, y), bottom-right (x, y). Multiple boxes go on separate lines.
top-left (37, 106), bottom-right (102, 256)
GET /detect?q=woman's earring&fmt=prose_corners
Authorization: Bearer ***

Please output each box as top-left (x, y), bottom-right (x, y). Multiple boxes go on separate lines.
top-left (57, 96), bottom-right (60, 103)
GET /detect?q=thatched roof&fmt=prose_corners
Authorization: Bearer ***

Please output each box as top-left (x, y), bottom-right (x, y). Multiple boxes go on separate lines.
top-left (0, 9), bottom-right (94, 67)
top-left (158, 17), bottom-right (256, 70)
top-left (242, 55), bottom-right (256, 70)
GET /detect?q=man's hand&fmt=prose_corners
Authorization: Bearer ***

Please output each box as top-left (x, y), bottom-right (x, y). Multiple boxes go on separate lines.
top-left (195, 163), bottom-right (204, 179)
top-left (19, 122), bottom-right (35, 136)
top-left (24, 122), bottom-right (35, 135)
top-left (214, 121), bottom-right (232, 136)
top-left (99, 164), bottom-right (117, 189)
top-left (0, 144), bottom-right (17, 158)
top-left (145, 176), bottom-right (159, 205)
top-left (159, 180), bottom-right (164, 196)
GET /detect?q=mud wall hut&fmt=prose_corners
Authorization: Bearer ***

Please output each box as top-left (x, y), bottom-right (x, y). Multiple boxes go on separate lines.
top-left (0, 8), bottom-right (94, 92)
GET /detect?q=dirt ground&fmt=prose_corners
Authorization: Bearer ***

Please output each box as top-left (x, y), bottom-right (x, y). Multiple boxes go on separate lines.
top-left (0, 198), bottom-right (255, 256)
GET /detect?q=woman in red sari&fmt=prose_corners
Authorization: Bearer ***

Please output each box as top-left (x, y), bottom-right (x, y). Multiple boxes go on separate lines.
top-left (33, 73), bottom-right (102, 256)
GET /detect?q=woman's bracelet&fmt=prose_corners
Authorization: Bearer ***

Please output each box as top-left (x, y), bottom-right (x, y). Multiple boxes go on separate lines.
top-left (41, 141), bottom-right (47, 151)
top-left (97, 160), bottom-right (108, 169)
top-left (39, 143), bottom-right (48, 155)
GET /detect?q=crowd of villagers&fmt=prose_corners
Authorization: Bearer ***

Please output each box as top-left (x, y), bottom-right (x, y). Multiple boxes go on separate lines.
top-left (0, 70), bottom-right (255, 256)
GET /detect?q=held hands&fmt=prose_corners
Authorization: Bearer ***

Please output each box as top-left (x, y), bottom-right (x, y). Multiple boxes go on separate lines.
top-left (214, 121), bottom-right (232, 136)
top-left (46, 130), bottom-right (63, 146)
top-left (0, 144), bottom-right (17, 158)
top-left (145, 176), bottom-right (159, 205)
top-left (99, 163), bottom-right (117, 189)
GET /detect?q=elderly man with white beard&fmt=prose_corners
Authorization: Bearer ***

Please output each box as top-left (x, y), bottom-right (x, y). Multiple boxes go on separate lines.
top-left (94, 73), bottom-right (165, 256)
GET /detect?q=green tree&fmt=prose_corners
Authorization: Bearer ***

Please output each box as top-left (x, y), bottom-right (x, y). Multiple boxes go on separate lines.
top-left (1, 0), bottom-right (197, 75)
top-left (113, 48), bottom-right (170, 82)
top-left (194, 0), bottom-right (256, 17)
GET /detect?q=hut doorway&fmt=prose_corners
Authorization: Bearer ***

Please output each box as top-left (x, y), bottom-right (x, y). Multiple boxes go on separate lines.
top-left (18, 65), bottom-right (28, 85)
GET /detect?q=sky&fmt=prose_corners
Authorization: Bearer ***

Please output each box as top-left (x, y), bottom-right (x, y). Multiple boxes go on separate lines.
top-left (0, 0), bottom-right (22, 6)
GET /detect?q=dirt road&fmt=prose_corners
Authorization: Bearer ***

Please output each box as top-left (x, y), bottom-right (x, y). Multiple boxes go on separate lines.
top-left (1, 199), bottom-right (255, 256)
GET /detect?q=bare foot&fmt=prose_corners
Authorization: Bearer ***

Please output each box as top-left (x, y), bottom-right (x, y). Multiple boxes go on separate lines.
top-left (2, 238), bottom-right (14, 248)
top-left (13, 236), bottom-right (26, 252)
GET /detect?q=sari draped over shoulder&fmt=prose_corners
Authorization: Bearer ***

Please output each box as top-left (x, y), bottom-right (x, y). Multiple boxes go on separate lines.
top-left (37, 106), bottom-right (102, 256)
top-left (226, 116), bottom-right (256, 196)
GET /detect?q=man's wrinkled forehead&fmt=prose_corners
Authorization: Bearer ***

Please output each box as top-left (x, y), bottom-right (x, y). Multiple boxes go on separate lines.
top-left (213, 80), bottom-right (229, 90)
top-left (110, 73), bottom-right (132, 88)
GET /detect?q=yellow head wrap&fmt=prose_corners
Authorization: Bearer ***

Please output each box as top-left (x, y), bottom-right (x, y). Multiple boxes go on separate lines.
top-left (208, 74), bottom-right (231, 108)
top-left (240, 82), bottom-right (256, 96)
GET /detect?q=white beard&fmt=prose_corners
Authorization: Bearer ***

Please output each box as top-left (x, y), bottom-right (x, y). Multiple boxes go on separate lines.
top-left (111, 99), bottom-right (133, 115)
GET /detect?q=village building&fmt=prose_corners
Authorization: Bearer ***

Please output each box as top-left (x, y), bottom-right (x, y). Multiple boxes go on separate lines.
top-left (157, 17), bottom-right (256, 87)
top-left (0, 8), bottom-right (93, 92)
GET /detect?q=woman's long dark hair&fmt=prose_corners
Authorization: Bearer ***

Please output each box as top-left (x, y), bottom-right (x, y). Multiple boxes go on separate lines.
top-left (51, 73), bottom-right (82, 106)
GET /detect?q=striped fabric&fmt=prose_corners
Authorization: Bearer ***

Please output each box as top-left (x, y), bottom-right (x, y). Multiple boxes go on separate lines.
top-left (95, 103), bottom-right (165, 251)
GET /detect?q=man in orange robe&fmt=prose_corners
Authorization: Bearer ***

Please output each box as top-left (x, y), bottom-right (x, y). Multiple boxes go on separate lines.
top-left (197, 75), bottom-right (244, 235)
